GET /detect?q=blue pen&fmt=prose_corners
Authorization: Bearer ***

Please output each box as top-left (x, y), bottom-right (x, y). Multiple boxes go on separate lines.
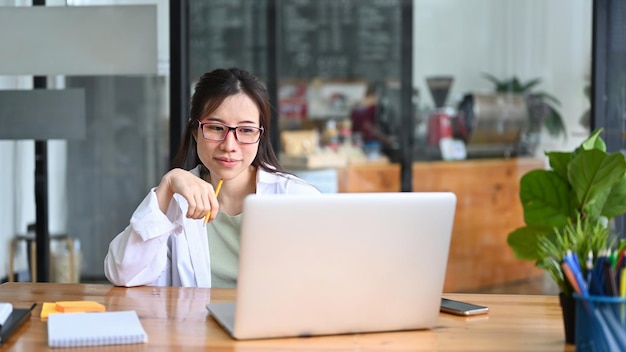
top-left (592, 249), bottom-right (607, 296)
top-left (603, 260), bottom-right (619, 296)
top-left (564, 250), bottom-right (589, 296)
top-left (571, 250), bottom-right (581, 274)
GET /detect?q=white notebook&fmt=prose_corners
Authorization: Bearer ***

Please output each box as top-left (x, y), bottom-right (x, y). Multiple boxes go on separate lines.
top-left (47, 310), bottom-right (147, 348)
top-left (0, 303), bottom-right (12, 326)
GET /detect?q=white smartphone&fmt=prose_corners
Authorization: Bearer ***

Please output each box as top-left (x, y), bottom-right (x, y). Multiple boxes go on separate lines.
top-left (440, 298), bottom-right (489, 316)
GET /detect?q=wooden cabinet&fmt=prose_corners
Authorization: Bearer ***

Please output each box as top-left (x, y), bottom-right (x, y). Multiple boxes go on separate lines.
top-left (412, 158), bottom-right (545, 292)
top-left (337, 163), bottom-right (401, 193)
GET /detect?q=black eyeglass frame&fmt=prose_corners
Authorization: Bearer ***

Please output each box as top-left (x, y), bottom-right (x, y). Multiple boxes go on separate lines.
top-left (196, 120), bottom-right (265, 144)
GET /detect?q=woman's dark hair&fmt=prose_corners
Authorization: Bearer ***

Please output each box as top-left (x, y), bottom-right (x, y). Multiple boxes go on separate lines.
top-left (171, 68), bottom-right (285, 175)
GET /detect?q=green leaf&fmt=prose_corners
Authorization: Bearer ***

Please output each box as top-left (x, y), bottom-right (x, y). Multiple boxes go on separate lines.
top-left (536, 257), bottom-right (569, 293)
top-left (510, 77), bottom-right (523, 92)
top-left (568, 149), bottom-right (626, 217)
top-left (580, 128), bottom-right (605, 152)
top-left (520, 170), bottom-right (572, 227)
top-left (601, 176), bottom-right (626, 218)
top-left (546, 151), bottom-right (572, 180)
top-left (543, 105), bottom-right (566, 138)
top-left (530, 92), bottom-right (562, 106)
top-left (482, 73), bottom-right (506, 91)
top-left (583, 188), bottom-right (611, 218)
top-left (521, 78), bottom-right (542, 92)
top-left (482, 73), bottom-right (501, 85)
top-left (507, 225), bottom-right (554, 260)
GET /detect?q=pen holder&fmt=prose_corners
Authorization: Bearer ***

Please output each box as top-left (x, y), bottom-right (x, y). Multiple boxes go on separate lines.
top-left (573, 294), bottom-right (626, 352)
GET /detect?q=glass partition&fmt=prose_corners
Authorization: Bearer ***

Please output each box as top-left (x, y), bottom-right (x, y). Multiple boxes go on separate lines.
top-left (186, 0), bottom-right (592, 169)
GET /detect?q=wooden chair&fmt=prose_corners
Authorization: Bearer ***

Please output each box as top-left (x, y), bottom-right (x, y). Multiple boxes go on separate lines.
top-left (8, 225), bottom-right (75, 283)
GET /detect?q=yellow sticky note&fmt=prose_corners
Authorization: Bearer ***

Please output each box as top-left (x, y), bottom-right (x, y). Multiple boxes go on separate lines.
top-left (41, 302), bottom-right (60, 320)
top-left (55, 301), bottom-right (106, 313)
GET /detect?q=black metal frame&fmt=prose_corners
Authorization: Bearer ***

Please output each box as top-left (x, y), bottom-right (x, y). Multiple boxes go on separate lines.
top-left (266, 0), bottom-right (279, 153)
top-left (169, 0), bottom-right (189, 166)
top-left (33, 0), bottom-right (49, 283)
top-left (591, 0), bottom-right (626, 238)
top-left (399, 0), bottom-right (414, 192)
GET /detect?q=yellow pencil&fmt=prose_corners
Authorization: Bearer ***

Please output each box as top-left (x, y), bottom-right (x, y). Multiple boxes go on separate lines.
top-left (203, 178), bottom-right (223, 226)
top-left (621, 268), bottom-right (626, 323)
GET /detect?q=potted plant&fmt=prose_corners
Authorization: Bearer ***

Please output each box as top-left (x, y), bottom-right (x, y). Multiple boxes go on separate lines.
top-left (483, 74), bottom-right (567, 154)
top-left (507, 128), bottom-right (626, 343)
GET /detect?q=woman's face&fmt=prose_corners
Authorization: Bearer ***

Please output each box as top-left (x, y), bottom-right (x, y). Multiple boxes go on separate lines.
top-left (196, 93), bottom-right (261, 183)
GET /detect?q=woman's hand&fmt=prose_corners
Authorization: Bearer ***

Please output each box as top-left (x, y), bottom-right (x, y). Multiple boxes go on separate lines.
top-left (155, 168), bottom-right (219, 221)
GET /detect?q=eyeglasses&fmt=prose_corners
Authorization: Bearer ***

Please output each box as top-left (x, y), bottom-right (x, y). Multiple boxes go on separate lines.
top-left (197, 120), bottom-right (264, 144)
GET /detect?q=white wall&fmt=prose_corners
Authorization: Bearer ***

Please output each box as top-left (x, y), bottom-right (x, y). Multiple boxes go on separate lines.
top-left (414, 0), bottom-right (592, 162)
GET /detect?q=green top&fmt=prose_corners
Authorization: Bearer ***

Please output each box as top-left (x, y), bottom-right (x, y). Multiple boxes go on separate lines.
top-left (207, 211), bottom-right (243, 288)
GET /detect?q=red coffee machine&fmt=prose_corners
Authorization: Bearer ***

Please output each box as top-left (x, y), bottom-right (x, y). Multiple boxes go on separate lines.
top-left (426, 76), bottom-right (466, 157)
top-left (427, 76), bottom-right (452, 145)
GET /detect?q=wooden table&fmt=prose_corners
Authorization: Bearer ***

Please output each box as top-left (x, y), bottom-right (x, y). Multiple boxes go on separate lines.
top-left (0, 282), bottom-right (573, 351)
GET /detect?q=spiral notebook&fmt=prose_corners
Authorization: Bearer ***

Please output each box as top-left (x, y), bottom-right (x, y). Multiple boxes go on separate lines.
top-left (47, 310), bottom-right (147, 348)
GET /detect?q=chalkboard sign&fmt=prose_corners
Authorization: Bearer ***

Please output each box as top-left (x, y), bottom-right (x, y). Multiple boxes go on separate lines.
top-left (189, 0), bottom-right (268, 82)
top-left (279, 0), bottom-right (401, 81)
top-left (189, 0), bottom-right (402, 82)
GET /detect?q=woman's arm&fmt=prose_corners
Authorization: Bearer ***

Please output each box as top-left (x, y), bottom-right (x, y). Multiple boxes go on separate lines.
top-left (104, 189), bottom-right (182, 286)
top-left (105, 167), bottom-right (219, 286)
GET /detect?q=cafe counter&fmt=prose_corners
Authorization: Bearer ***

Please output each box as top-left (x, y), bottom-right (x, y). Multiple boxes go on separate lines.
top-left (336, 158), bottom-right (546, 292)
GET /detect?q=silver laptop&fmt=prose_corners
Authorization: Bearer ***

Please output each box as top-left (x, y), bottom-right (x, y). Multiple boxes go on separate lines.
top-left (207, 192), bottom-right (456, 340)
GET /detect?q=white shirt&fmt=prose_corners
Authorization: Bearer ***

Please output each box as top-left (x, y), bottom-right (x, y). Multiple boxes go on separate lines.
top-left (104, 166), bottom-right (320, 287)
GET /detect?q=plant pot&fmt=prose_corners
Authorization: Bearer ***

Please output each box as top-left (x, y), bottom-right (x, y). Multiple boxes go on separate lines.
top-left (559, 292), bottom-right (576, 344)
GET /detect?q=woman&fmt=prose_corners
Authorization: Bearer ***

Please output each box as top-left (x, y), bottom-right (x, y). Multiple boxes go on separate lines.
top-left (105, 68), bottom-right (320, 288)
